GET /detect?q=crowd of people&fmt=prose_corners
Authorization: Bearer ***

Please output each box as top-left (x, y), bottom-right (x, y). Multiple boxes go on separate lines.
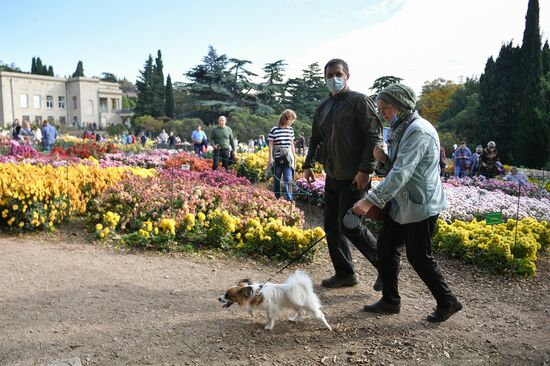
top-left (442, 140), bottom-right (503, 178)
top-left (9, 119), bottom-right (57, 152)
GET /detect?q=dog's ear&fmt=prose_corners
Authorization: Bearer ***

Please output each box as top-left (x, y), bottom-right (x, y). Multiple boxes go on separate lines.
top-left (237, 278), bottom-right (253, 286)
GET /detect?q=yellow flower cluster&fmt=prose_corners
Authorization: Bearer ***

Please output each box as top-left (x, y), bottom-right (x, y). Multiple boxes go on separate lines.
top-left (159, 218), bottom-right (177, 235)
top-left (138, 220), bottom-right (157, 239)
top-left (208, 209), bottom-right (239, 233)
top-left (0, 162), bottom-right (155, 231)
top-left (113, 140), bottom-right (156, 153)
top-left (235, 149), bottom-right (322, 182)
top-left (435, 218), bottom-right (549, 276)
top-left (57, 134), bottom-right (85, 144)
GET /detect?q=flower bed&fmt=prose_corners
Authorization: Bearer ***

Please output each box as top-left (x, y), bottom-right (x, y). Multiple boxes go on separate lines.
top-left (435, 218), bottom-right (550, 276)
top-left (442, 184), bottom-right (550, 223)
top-left (0, 162), bottom-right (155, 231)
top-left (445, 176), bottom-right (549, 199)
top-left (89, 169), bottom-right (325, 261)
top-left (234, 149), bottom-right (323, 183)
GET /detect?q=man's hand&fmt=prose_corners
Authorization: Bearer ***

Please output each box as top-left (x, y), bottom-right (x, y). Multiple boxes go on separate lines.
top-left (373, 145), bottom-right (388, 164)
top-left (304, 168), bottom-right (315, 184)
top-left (352, 198), bottom-right (373, 216)
top-left (352, 171), bottom-right (370, 190)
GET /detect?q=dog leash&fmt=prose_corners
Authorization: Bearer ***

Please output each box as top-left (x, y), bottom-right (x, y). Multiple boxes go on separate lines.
top-left (259, 208), bottom-right (363, 287)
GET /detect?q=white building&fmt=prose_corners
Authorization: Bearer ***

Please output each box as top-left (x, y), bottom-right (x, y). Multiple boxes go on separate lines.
top-left (0, 71), bottom-right (132, 129)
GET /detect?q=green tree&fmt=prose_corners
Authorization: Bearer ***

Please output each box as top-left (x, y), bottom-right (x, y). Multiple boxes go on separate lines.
top-left (122, 95), bottom-right (136, 109)
top-left (132, 115), bottom-right (163, 134)
top-left (72, 61), bottom-right (84, 77)
top-left (184, 46), bottom-right (238, 121)
top-left (165, 74), bottom-right (174, 118)
top-left (515, 0), bottom-right (547, 167)
top-left (31, 57), bottom-right (36, 74)
top-left (135, 55), bottom-right (155, 116)
top-left (478, 43), bottom-right (522, 163)
top-left (101, 72), bottom-right (118, 82)
top-left (35, 57), bottom-right (43, 75)
top-left (227, 58), bottom-right (257, 97)
top-left (258, 60), bottom-right (287, 107)
top-left (151, 50), bottom-right (165, 117)
top-left (285, 62), bottom-right (326, 121)
top-left (47, 66), bottom-right (54, 76)
top-left (370, 76), bottom-right (403, 98)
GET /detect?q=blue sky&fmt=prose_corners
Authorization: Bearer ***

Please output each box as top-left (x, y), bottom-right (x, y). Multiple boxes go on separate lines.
top-left (1, 0), bottom-right (548, 95)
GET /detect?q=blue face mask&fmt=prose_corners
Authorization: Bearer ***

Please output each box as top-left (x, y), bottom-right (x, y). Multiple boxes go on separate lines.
top-left (325, 77), bottom-right (346, 94)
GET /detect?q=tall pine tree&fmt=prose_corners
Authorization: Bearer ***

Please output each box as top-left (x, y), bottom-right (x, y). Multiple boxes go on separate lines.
top-left (165, 74), bottom-right (174, 118)
top-left (31, 57), bottom-right (36, 74)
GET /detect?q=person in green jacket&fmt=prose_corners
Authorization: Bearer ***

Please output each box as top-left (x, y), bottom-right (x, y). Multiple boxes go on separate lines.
top-left (210, 115), bottom-right (236, 170)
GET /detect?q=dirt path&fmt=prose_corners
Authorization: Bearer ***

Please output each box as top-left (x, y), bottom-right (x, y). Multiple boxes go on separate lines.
top-left (0, 211), bottom-right (549, 365)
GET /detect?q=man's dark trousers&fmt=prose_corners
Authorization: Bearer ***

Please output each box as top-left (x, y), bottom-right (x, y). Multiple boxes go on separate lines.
top-left (324, 176), bottom-right (379, 278)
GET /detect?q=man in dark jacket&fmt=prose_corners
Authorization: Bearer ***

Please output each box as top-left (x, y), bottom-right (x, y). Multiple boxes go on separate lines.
top-left (303, 58), bottom-right (383, 289)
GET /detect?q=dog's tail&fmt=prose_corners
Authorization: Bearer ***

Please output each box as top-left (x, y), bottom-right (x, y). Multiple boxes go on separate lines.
top-left (286, 270), bottom-right (322, 308)
top-left (286, 270), bottom-right (316, 296)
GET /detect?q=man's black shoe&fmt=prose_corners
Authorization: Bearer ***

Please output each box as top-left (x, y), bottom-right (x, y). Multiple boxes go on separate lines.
top-left (427, 299), bottom-right (463, 322)
top-left (363, 299), bottom-right (400, 314)
top-left (321, 274), bottom-right (358, 288)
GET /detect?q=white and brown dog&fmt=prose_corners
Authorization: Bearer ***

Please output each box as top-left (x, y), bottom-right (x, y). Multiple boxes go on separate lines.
top-left (218, 270), bottom-right (331, 331)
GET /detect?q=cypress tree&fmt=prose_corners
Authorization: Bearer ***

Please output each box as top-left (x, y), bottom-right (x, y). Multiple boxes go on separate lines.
top-left (477, 44), bottom-right (522, 163)
top-left (72, 61), bottom-right (84, 77)
top-left (165, 74), bottom-right (174, 118)
top-left (48, 66), bottom-right (54, 76)
top-left (516, 0), bottom-right (546, 167)
top-left (36, 57), bottom-right (43, 75)
top-left (151, 50), bottom-right (165, 117)
top-left (31, 57), bottom-right (36, 74)
top-left (136, 55), bottom-right (155, 116)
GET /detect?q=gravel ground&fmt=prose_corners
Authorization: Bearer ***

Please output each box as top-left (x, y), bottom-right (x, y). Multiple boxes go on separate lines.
top-left (0, 207), bottom-right (548, 366)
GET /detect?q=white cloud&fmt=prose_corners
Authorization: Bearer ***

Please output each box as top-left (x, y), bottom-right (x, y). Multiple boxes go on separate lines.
top-left (357, 0), bottom-right (405, 20)
top-left (288, 0), bottom-right (550, 95)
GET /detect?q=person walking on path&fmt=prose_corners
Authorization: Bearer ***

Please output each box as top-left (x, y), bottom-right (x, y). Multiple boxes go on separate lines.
top-left (353, 83), bottom-right (463, 323)
top-left (303, 58), bottom-right (383, 290)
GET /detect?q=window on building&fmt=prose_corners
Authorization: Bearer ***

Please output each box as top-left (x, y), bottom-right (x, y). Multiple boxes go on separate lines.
top-left (48, 116), bottom-right (54, 123)
top-left (72, 96), bottom-right (78, 110)
top-left (22, 115), bottom-right (30, 122)
top-left (58, 96), bottom-right (65, 109)
top-left (60, 116), bottom-right (66, 125)
top-left (34, 95), bottom-right (41, 109)
top-left (111, 98), bottom-right (118, 110)
top-left (73, 116), bottom-right (78, 126)
top-left (46, 96), bottom-right (54, 109)
top-left (100, 98), bottom-right (108, 112)
top-left (35, 116), bottom-right (42, 124)
top-left (20, 94), bottom-right (28, 108)
top-left (88, 100), bottom-right (94, 116)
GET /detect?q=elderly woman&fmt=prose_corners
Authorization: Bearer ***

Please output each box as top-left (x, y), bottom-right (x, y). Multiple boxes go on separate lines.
top-left (353, 83), bottom-right (462, 323)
